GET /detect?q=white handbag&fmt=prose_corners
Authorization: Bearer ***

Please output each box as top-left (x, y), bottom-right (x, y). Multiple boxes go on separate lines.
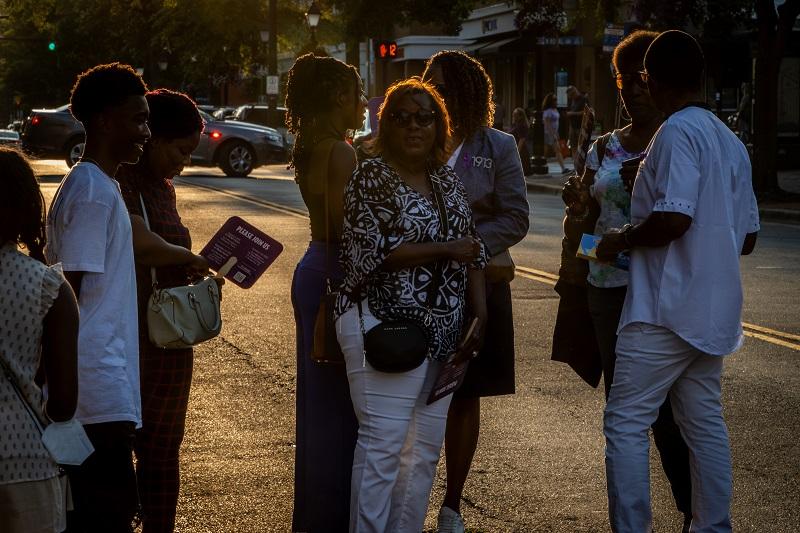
top-left (140, 195), bottom-right (222, 349)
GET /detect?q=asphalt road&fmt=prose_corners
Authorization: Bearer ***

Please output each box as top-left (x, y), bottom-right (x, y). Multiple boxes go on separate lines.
top-left (35, 160), bottom-right (800, 532)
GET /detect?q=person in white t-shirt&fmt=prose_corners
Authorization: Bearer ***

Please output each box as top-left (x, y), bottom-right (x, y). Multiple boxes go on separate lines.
top-left (46, 63), bottom-right (150, 533)
top-left (596, 31), bottom-right (759, 533)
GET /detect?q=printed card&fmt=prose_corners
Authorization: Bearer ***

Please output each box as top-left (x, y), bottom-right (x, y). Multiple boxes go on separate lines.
top-left (200, 216), bottom-right (284, 288)
top-left (576, 233), bottom-right (630, 271)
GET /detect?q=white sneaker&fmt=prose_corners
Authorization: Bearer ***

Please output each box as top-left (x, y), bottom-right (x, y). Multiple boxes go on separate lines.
top-left (437, 506), bottom-right (465, 533)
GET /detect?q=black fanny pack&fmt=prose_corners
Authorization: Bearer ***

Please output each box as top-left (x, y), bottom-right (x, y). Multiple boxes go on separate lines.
top-left (360, 311), bottom-right (431, 373)
top-left (358, 171), bottom-right (449, 374)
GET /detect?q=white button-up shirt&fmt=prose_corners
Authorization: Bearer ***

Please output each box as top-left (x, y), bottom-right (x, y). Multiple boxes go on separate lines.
top-left (619, 106), bottom-right (760, 355)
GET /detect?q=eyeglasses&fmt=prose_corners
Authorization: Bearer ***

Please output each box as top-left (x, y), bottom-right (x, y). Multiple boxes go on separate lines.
top-left (388, 109), bottom-right (437, 128)
top-left (615, 71), bottom-right (648, 90)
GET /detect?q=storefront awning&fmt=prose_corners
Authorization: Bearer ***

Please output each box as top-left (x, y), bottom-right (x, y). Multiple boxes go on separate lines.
top-left (467, 36), bottom-right (520, 55)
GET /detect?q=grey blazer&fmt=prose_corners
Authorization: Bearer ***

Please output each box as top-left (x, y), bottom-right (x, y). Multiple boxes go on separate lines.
top-left (451, 127), bottom-right (530, 256)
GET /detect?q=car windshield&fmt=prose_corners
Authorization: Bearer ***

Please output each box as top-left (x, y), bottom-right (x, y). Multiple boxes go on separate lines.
top-left (198, 109), bottom-right (215, 124)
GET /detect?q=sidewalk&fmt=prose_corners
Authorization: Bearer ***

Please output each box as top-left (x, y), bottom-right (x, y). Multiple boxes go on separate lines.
top-left (525, 160), bottom-right (800, 224)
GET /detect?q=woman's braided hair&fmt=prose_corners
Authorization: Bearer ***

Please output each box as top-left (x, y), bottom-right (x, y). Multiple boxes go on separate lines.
top-left (0, 148), bottom-right (46, 263)
top-left (425, 50), bottom-right (494, 139)
top-left (284, 54), bottom-right (359, 183)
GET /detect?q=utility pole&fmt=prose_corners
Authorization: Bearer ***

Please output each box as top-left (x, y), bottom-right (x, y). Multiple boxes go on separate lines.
top-left (267, 0), bottom-right (278, 127)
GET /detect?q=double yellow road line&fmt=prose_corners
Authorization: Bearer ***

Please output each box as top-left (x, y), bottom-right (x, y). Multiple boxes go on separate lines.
top-left (515, 266), bottom-right (800, 352)
top-left (178, 179), bottom-right (800, 353)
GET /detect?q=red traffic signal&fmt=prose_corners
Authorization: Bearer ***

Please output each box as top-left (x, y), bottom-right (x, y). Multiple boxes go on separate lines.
top-left (376, 41), bottom-right (398, 59)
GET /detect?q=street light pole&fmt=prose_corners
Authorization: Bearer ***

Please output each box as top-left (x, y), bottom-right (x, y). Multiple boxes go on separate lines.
top-left (305, 2), bottom-right (321, 52)
top-left (267, 0), bottom-right (278, 127)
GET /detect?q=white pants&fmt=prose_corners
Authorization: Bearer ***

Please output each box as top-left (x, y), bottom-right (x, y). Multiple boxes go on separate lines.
top-left (336, 302), bottom-right (452, 533)
top-left (604, 323), bottom-right (732, 533)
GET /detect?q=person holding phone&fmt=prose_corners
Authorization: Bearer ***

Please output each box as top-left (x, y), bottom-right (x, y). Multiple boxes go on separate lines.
top-left (563, 30), bottom-right (694, 531)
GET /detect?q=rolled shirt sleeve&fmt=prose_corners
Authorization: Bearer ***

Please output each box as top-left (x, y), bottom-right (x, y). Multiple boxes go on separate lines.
top-left (56, 200), bottom-right (113, 273)
top-left (650, 124), bottom-right (701, 219)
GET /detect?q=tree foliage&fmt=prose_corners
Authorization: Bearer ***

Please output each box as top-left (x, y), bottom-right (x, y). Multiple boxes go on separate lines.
top-left (0, 0), bottom-right (313, 110)
top-left (515, 0), bottom-right (567, 36)
top-left (330, 0), bottom-right (477, 42)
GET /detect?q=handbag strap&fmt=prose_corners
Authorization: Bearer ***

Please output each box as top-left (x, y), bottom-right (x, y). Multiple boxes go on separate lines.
top-left (139, 193), bottom-right (158, 289)
top-left (356, 169), bottom-right (450, 332)
top-left (0, 356), bottom-right (45, 434)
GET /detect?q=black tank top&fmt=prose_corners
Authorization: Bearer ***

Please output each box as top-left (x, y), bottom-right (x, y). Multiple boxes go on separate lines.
top-left (299, 137), bottom-right (339, 243)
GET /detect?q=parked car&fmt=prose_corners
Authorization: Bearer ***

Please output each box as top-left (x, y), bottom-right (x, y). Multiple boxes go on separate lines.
top-left (0, 129), bottom-right (20, 145)
top-left (20, 104), bottom-right (84, 166)
top-left (213, 106), bottom-right (237, 120)
top-left (20, 105), bottom-right (285, 177)
top-left (194, 109), bottom-right (285, 176)
top-left (231, 104), bottom-right (293, 151)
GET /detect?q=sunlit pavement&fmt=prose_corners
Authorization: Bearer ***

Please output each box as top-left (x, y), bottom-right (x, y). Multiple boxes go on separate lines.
top-left (36, 160), bottom-right (800, 532)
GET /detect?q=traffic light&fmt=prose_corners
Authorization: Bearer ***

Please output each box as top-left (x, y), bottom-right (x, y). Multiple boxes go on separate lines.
top-left (375, 41), bottom-right (398, 60)
top-left (47, 41), bottom-right (56, 51)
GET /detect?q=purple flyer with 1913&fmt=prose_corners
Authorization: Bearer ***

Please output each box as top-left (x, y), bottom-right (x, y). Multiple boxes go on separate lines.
top-left (199, 216), bottom-right (283, 289)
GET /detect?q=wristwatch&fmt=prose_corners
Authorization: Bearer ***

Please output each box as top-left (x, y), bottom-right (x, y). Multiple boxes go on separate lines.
top-left (620, 223), bottom-right (635, 248)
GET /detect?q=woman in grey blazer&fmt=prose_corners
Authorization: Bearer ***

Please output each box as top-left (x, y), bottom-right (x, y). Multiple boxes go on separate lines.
top-left (423, 51), bottom-right (530, 533)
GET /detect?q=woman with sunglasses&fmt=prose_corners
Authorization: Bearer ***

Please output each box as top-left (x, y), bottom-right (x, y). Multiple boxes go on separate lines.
top-left (334, 78), bottom-right (487, 533)
top-left (563, 30), bottom-right (694, 532)
top-left (422, 50), bottom-right (529, 533)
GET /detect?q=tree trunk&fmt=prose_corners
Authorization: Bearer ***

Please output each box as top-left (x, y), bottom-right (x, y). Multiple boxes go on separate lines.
top-left (753, 0), bottom-right (800, 194)
top-left (346, 36), bottom-right (361, 68)
top-left (753, 3), bottom-right (779, 193)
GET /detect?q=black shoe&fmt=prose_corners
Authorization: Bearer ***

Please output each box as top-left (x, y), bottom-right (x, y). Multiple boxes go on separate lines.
top-left (682, 513), bottom-right (692, 533)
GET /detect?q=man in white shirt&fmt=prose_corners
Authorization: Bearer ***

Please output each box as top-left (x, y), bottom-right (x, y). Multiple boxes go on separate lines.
top-left (597, 31), bottom-right (759, 533)
top-left (46, 63), bottom-right (150, 532)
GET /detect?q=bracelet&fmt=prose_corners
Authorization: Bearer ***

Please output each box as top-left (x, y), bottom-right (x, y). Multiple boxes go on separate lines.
top-left (620, 224), bottom-right (635, 248)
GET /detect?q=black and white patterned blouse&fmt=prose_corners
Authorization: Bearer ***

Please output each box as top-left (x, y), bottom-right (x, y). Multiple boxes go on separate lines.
top-left (335, 157), bottom-right (487, 362)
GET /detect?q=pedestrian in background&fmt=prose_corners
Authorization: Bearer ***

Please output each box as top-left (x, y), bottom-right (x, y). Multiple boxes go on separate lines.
top-left (566, 85), bottom-right (589, 162)
top-left (510, 107), bottom-right (532, 175)
top-left (597, 30), bottom-right (760, 533)
top-left (563, 30), bottom-right (693, 531)
top-left (542, 93), bottom-right (568, 174)
top-left (46, 63), bottom-right (150, 533)
top-left (115, 89), bottom-right (211, 533)
top-left (0, 148), bottom-right (79, 533)
top-left (423, 50), bottom-right (529, 533)
top-left (284, 53), bottom-right (367, 533)
top-left (335, 78), bottom-right (487, 533)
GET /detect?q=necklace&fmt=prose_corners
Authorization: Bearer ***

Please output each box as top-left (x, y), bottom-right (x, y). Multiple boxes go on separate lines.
top-left (78, 157), bottom-right (102, 168)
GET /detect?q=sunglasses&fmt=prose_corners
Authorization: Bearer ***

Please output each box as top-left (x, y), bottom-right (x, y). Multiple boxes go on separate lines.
top-left (389, 109), bottom-right (437, 128)
top-left (615, 72), bottom-right (648, 90)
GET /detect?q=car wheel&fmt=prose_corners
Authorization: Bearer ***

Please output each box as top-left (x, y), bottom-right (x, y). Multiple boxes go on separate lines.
top-left (219, 141), bottom-right (254, 177)
top-left (65, 138), bottom-right (85, 167)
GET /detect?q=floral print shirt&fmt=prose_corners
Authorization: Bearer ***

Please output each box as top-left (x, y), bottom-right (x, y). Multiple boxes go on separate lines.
top-left (586, 131), bottom-right (643, 288)
top-left (335, 158), bottom-right (487, 362)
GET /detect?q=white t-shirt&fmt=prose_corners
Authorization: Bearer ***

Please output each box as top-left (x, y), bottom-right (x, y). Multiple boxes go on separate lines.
top-left (619, 106), bottom-right (760, 355)
top-left (45, 162), bottom-right (141, 426)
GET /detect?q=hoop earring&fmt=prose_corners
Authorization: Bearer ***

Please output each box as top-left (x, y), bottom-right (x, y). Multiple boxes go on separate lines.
top-left (620, 102), bottom-right (632, 123)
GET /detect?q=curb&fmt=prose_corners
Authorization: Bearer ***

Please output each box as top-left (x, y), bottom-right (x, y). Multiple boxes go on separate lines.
top-left (525, 175), bottom-right (563, 196)
top-left (525, 177), bottom-right (800, 224)
top-left (759, 208), bottom-right (800, 224)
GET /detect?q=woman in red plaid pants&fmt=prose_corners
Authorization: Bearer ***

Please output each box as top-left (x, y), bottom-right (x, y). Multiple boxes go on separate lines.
top-left (117, 89), bottom-right (211, 533)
